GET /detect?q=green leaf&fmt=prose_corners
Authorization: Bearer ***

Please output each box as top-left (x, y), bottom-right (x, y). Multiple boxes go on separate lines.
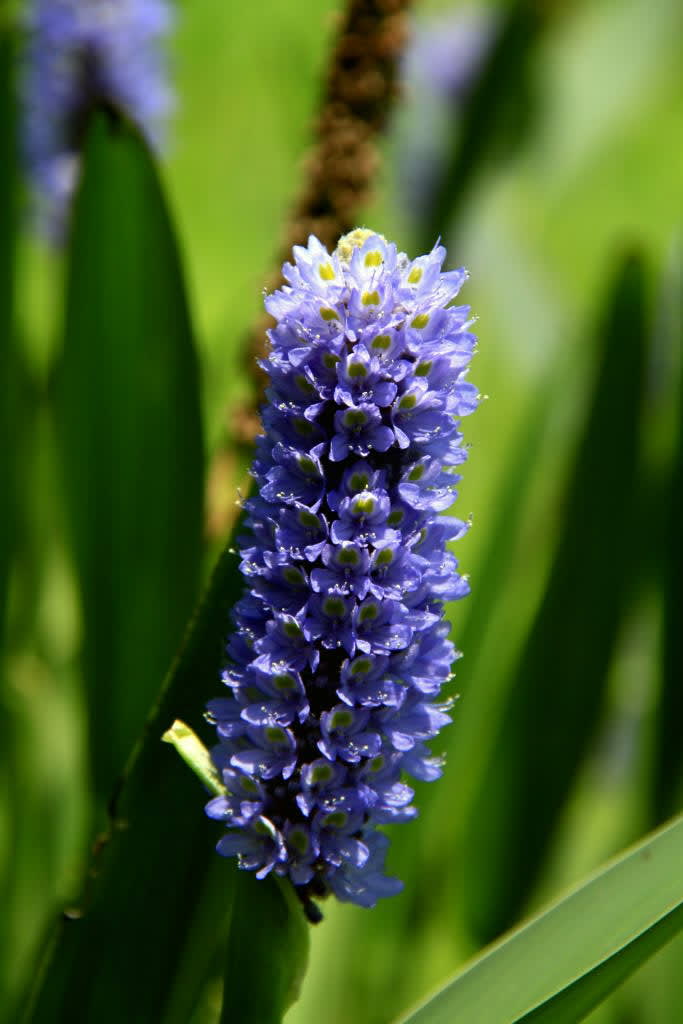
top-left (25, 529), bottom-right (245, 1022)
top-left (23, 110), bottom-right (310, 1024)
top-left (461, 251), bottom-right (650, 942)
top-left (0, 23), bottom-right (17, 637)
top-left (396, 812), bottom-right (683, 1024)
top-left (220, 874), bottom-right (310, 1024)
top-left (55, 111), bottom-right (204, 801)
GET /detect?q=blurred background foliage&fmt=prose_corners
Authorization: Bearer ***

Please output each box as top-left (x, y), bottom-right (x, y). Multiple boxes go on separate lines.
top-left (1, 0), bottom-right (681, 1021)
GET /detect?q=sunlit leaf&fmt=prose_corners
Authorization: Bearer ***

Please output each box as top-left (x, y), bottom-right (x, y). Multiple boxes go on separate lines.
top-left (396, 812), bottom-right (683, 1024)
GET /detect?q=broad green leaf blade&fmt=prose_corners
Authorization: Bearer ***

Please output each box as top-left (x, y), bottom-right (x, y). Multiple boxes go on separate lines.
top-left (56, 111), bottom-right (204, 801)
top-left (220, 874), bottom-right (309, 1024)
top-left (462, 252), bottom-right (649, 942)
top-left (517, 906), bottom-right (683, 1023)
top-left (26, 532), bottom-right (245, 1023)
top-left (396, 812), bottom-right (683, 1024)
top-left (651, 251), bottom-right (683, 824)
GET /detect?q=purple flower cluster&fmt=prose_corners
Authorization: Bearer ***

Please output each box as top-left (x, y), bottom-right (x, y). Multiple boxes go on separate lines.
top-left (206, 230), bottom-right (478, 917)
top-left (22, 0), bottom-right (173, 239)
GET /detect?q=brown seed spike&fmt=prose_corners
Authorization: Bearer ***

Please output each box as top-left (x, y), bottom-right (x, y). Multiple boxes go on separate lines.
top-left (207, 0), bottom-right (415, 537)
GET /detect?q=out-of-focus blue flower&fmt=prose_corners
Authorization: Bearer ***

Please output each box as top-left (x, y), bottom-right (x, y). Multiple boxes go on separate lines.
top-left (397, 8), bottom-right (496, 221)
top-left (206, 229), bottom-right (478, 918)
top-left (403, 8), bottom-right (494, 100)
top-left (22, 0), bottom-right (174, 239)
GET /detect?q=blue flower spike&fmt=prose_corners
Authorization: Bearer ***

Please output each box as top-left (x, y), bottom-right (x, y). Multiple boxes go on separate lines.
top-left (206, 229), bottom-right (479, 921)
top-left (22, 0), bottom-right (174, 239)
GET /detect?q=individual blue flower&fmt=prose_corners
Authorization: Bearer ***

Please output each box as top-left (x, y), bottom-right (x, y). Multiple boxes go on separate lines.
top-left (206, 229), bottom-right (478, 919)
top-left (22, 0), bottom-right (174, 239)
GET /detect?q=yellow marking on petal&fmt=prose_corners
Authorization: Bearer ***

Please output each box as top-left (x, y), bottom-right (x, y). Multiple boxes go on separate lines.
top-left (399, 393), bottom-right (417, 410)
top-left (337, 547), bottom-right (360, 566)
top-left (295, 374), bottom-right (316, 394)
top-left (362, 290), bottom-right (380, 306)
top-left (372, 334), bottom-right (391, 351)
top-left (323, 597), bottom-right (346, 618)
top-left (331, 710), bottom-right (353, 729)
top-left (289, 828), bottom-right (309, 853)
top-left (312, 762), bottom-right (333, 782)
top-left (275, 673), bottom-right (297, 690)
top-left (283, 567), bottom-right (305, 585)
top-left (353, 495), bottom-right (376, 516)
top-left (364, 250), bottom-right (383, 267)
top-left (411, 313), bottom-right (430, 329)
top-left (335, 228), bottom-right (378, 263)
top-left (344, 408), bottom-right (367, 428)
top-left (293, 417), bottom-right (314, 436)
top-left (319, 262), bottom-right (336, 281)
top-left (324, 811), bottom-right (348, 828)
top-left (408, 267), bottom-right (423, 284)
top-left (320, 307), bottom-right (339, 321)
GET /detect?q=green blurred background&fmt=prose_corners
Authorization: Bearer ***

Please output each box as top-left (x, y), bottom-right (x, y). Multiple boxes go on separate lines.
top-left (1, 0), bottom-right (681, 1021)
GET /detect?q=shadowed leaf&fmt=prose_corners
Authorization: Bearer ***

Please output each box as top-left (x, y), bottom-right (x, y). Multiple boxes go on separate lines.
top-left (220, 874), bottom-right (310, 1024)
top-left (461, 251), bottom-right (650, 942)
top-left (55, 112), bottom-right (204, 801)
top-left (651, 252), bottom-right (683, 824)
top-left (25, 528), bottom-right (246, 1022)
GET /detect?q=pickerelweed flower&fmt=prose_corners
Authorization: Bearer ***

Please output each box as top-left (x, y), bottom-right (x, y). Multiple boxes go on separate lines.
top-left (22, 0), bottom-right (173, 239)
top-left (206, 229), bottom-right (478, 920)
